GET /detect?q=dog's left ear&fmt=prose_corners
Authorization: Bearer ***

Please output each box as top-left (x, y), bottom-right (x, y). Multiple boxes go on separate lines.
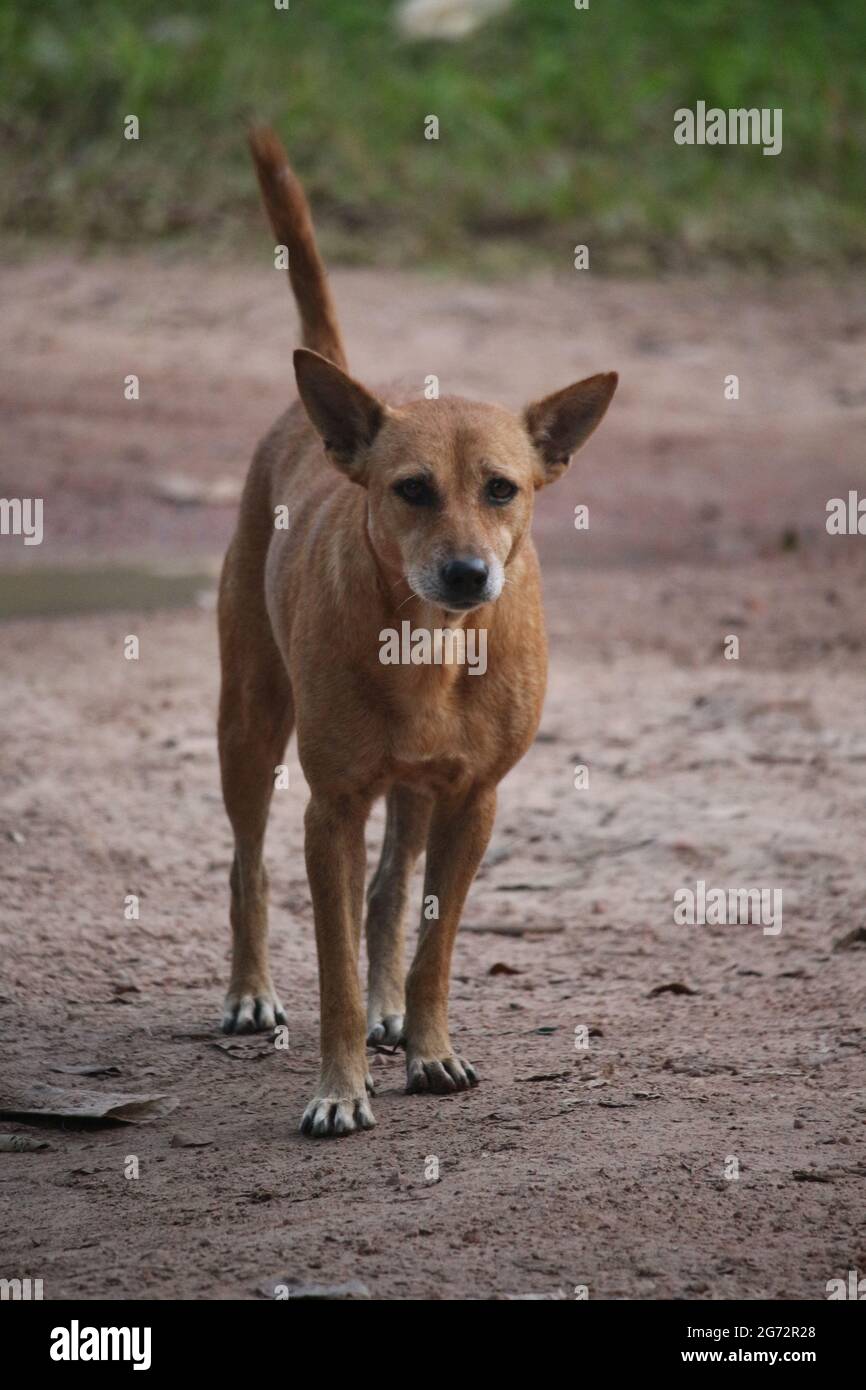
top-left (524, 371), bottom-right (618, 486)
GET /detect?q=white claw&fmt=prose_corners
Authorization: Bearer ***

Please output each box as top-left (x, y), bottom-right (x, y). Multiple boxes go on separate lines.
top-left (300, 1093), bottom-right (376, 1138)
top-left (221, 991), bottom-right (286, 1035)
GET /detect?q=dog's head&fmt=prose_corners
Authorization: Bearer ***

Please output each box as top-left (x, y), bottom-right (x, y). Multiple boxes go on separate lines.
top-left (294, 348), bottom-right (617, 613)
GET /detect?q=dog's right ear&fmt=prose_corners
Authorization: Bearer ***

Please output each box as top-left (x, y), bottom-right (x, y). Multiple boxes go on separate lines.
top-left (293, 348), bottom-right (385, 484)
top-left (524, 371), bottom-right (618, 486)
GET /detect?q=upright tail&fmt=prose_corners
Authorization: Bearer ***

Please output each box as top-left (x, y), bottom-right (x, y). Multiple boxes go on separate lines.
top-left (247, 126), bottom-right (348, 371)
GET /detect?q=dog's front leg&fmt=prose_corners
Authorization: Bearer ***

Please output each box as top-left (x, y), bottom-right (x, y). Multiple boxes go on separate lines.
top-left (404, 783), bottom-right (497, 1094)
top-left (300, 791), bottom-right (374, 1137)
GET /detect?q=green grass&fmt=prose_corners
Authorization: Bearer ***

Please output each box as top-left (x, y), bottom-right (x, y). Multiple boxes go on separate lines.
top-left (1, 0), bottom-right (864, 271)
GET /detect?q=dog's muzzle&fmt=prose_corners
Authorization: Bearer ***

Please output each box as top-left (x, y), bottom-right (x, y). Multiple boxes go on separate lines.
top-left (409, 554), bottom-right (504, 611)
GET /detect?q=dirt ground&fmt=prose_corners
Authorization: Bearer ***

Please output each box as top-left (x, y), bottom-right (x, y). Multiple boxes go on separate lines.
top-left (1, 256), bottom-right (865, 1300)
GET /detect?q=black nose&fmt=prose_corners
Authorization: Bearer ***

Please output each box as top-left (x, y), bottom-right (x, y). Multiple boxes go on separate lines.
top-left (440, 556), bottom-right (489, 600)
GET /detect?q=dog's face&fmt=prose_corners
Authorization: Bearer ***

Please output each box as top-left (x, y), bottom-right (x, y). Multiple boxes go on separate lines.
top-left (294, 349), bottom-right (617, 612)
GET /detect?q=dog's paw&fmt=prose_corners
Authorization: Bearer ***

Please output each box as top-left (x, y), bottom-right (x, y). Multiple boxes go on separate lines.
top-left (221, 990), bottom-right (287, 1034)
top-left (366, 1012), bottom-right (404, 1047)
top-left (406, 1054), bottom-right (478, 1095)
top-left (300, 1092), bottom-right (376, 1139)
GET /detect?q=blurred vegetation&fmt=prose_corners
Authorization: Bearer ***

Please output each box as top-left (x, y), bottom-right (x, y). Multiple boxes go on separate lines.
top-left (1, 0), bottom-right (864, 272)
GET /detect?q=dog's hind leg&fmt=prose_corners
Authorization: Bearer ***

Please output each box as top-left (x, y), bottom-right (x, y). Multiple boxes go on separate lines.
top-left (404, 784), bottom-right (497, 1094)
top-left (218, 550), bottom-right (294, 1034)
top-left (364, 785), bottom-right (432, 1047)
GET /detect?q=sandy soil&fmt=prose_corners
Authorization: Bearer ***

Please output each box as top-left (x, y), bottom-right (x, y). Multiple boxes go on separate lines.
top-left (0, 256), bottom-right (864, 1300)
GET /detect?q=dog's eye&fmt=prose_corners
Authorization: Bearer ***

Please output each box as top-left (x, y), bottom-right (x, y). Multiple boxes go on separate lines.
top-left (394, 477), bottom-right (435, 506)
top-left (486, 476), bottom-right (518, 504)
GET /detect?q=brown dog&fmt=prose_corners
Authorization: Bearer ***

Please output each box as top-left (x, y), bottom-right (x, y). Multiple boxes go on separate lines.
top-left (217, 128), bottom-right (617, 1137)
